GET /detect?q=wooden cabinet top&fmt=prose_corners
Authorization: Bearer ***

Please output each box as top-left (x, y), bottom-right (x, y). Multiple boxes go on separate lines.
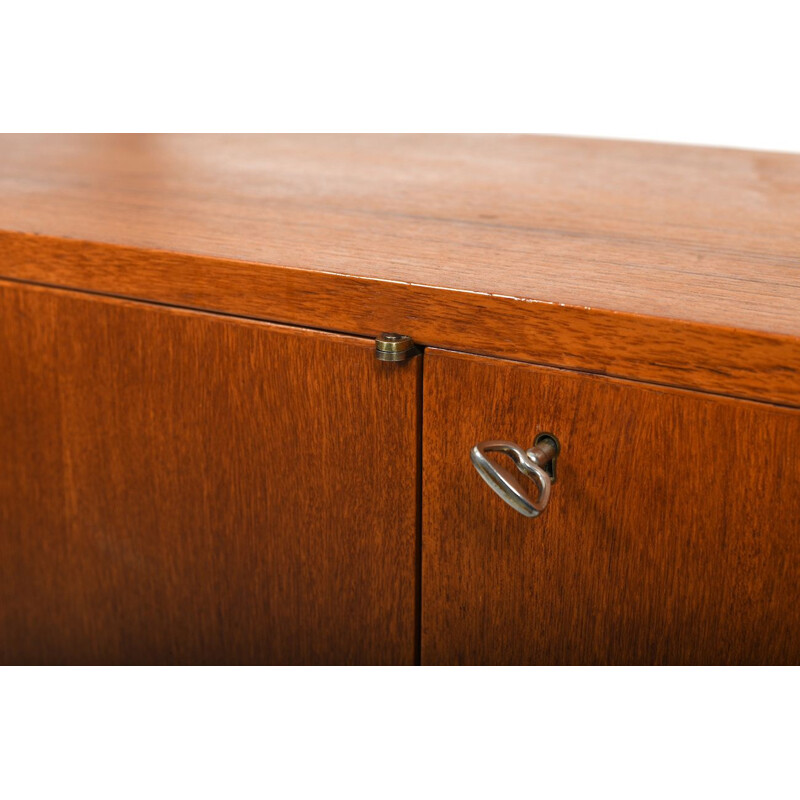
top-left (1, 134), bottom-right (798, 406)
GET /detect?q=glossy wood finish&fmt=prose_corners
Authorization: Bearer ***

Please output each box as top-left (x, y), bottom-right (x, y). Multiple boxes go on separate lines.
top-left (0, 280), bottom-right (420, 665)
top-left (1, 134), bottom-right (799, 406)
top-left (422, 348), bottom-right (800, 665)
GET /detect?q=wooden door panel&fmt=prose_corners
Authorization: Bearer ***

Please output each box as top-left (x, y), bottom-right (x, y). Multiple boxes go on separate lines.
top-left (0, 281), bottom-right (420, 664)
top-left (422, 348), bottom-right (800, 665)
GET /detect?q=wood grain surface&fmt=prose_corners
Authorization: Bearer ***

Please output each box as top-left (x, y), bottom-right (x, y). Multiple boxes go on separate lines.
top-left (422, 348), bottom-right (800, 665)
top-left (0, 134), bottom-right (798, 406)
top-left (0, 280), bottom-right (420, 665)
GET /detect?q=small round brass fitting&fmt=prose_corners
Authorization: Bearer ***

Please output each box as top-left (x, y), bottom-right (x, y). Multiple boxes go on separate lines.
top-left (375, 333), bottom-right (419, 362)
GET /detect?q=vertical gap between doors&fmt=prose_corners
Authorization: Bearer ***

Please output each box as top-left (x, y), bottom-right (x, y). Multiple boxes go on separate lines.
top-left (413, 350), bottom-right (424, 666)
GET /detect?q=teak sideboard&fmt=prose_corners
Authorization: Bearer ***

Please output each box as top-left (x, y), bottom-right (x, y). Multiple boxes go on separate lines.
top-left (1, 134), bottom-right (799, 665)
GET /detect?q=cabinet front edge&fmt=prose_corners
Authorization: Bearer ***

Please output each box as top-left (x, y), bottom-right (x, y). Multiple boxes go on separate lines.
top-left (1, 231), bottom-right (798, 409)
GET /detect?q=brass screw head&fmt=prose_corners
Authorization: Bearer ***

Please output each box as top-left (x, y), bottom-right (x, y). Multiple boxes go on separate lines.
top-left (375, 333), bottom-right (418, 362)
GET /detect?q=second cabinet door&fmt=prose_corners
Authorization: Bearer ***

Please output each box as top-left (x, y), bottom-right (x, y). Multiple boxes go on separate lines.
top-left (0, 281), bottom-right (420, 665)
top-left (422, 348), bottom-right (800, 665)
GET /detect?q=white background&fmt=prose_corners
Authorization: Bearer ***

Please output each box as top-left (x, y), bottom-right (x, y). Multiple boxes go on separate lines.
top-left (2, 0), bottom-right (799, 152)
top-left (1, 1), bottom-right (798, 798)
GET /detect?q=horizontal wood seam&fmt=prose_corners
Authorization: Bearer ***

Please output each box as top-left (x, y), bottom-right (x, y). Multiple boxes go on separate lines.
top-left (4, 273), bottom-right (798, 413)
top-left (1, 231), bottom-right (798, 408)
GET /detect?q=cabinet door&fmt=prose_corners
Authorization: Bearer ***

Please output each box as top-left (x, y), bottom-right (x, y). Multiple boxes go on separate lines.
top-left (422, 349), bottom-right (800, 665)
top-left (0, 281), bottom-right (420, 664)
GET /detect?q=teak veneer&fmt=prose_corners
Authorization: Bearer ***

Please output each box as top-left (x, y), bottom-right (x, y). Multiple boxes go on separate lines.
top-left (423, 349), bottom-right (800, 665)
top-left (1, 134), bottom-right (799, 665)
top-left (0, 281), bottom-right (419, 664)
top-left (0, 134), bottom-right (798, 406)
